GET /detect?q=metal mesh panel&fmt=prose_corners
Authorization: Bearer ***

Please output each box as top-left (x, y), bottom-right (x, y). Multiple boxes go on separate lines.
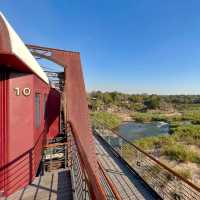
top-left (93, 119), bottom-right (200, 200)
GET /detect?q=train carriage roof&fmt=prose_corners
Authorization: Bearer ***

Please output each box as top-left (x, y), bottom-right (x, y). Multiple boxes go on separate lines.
top-left (0, 12), bottom-right (49, 84)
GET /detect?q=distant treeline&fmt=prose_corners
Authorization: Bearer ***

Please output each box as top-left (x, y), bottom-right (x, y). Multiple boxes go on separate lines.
top-left (88, 91), bottom-right (200, 112)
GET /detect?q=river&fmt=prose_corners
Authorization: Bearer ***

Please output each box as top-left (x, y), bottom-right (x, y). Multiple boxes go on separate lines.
top-left (116, 121), bottom-right (169, 142)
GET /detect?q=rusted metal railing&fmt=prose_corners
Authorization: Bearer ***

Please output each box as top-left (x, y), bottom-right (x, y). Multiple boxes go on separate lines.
top-left (98, 161), bottom-right (122, 200)
top-left (33, 43), bottom-right (122, 199)
top-left (92, 119), bottom-right (200, 200)
top-left (67, 122), bottom-right (99, 199)
top-left (67, 121), bottom-right (122, 200)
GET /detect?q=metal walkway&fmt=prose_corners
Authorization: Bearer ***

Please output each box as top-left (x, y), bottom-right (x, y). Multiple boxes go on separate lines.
top-left (3, 169), bottom-right (73, 200)
top-left (95, 136), bottom-right (161, 200)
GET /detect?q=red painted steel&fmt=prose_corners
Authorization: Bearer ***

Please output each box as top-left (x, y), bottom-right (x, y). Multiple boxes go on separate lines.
top-left (0, 71), bottom-right (8, 197)
top-left (46, 88), bottom-right (60, 139)
top-left (65, 54), bottom-right (106, 199)
top-left (0, 71), bottom-right (60, 196)
top-left (98, 161), bottom-right (122, 200)
top-left (27, 45), bottom-right (108, 199)
top-left (68, 121), bottom-right (107, 199)
top-left (0, 15), bottom-right (11, 53)
top-left (0, 18), bottom-right (60, 196)
top-left (0, 13), bottom-right (109, 198)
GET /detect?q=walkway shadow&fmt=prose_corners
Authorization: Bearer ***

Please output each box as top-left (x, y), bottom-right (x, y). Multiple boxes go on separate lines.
top-left (7, 169), bottom-right (73, 200)
top-left (95, 134), bottom-right (162, 200)
top-left (57, 170), bottom-right (73, 200)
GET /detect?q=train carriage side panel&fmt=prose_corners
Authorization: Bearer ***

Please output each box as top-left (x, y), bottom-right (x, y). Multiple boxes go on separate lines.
top-left (0, 70), bottom-right (9, 197)
top-left (32, 75), bottom-right (50, 174)
top-left (6, 72), bottom-right (34, 196)
top-left (0, 12), bottom-right (52, 197)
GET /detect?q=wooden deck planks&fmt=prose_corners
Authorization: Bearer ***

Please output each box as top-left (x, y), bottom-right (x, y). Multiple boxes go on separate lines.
top-left (3, 169), bottom-right (73, 200)
top-left (95, 137), bottom-right (161, 200)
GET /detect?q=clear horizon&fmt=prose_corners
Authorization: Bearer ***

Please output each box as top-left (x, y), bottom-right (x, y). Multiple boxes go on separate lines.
top-left (1, 1), bottom-right (200, 95)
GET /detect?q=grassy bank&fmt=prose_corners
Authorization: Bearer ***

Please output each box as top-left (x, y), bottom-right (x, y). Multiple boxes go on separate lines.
top-left (91, 112), bottom-right (122, 129)
top-left (122, 124), bottom-right (200, 184)
top-left (134, 124), bottom-right (200, 164)
top-left (131, 112), bottom-right (182, 123)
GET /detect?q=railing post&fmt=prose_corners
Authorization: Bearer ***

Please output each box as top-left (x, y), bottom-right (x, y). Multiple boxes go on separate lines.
top-left (102, 125), bottom-right (104, 137)
top-left (136, 151), bottom-right (141, 168)
top-left (119, 137), bottom-right (123, 157)
top-left (42, 150), bottom-right (45, 175)
top-left (101, 124), bottom-right (104, 136)
top-left (67, 130), bottom-right (72, 168)
top-left (82, 175), bottom-right (90, 200)
top-left (83, 176), bottom-right (86, 200)
top-left (68, 121), bottom-right (107, 200)
top-left (64, 143), bottom-right (67, 168)
top-left (174, 177), bottom-right (182, 200)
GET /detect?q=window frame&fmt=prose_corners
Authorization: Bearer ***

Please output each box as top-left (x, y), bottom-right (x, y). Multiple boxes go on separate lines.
top-left (35, 93), bottom-right (41, 128)
top-left (43, 94), bottom-right (47, 119)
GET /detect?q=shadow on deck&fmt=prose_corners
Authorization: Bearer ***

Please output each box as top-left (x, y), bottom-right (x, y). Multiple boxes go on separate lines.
top-left (4, 169), bottom-right (73, 200)
top-left (95, 135), bottom-right (162, 200)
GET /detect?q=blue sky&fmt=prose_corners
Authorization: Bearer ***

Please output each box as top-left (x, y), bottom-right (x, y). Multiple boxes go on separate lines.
top-left (1, 1), bottom-right (200, 94)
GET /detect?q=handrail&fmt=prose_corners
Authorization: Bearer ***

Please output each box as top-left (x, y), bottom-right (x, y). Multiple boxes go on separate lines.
top-left (68, 120), bottom-right (123, 199)
top-left (114, 126), bottom-right (200, 192)
top-left (67, 121), bottom-right (107, 200)
top-left (68, 121), bottom-right (124, 200)
top-left (93, 119), bottom-right (200, 199)
top-left (98, 161), bottom-right (122, 200)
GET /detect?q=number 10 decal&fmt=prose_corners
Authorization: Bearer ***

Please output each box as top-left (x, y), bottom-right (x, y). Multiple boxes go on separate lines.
top-left (14, 88), bottom-right (31, 96)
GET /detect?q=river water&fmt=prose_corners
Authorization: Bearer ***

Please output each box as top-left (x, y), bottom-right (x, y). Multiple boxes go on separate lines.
top-left (116, 121), bottom-right (169, 142)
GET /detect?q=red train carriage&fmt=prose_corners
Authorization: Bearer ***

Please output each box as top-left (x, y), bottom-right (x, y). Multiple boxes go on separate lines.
top-left (0, 13), bottom-right (60, 197)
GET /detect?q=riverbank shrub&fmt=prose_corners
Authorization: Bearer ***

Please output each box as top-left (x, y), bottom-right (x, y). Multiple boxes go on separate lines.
top-left (182, 111), bottom-right (200, 124)
top-left (163, 144), bottom-right (200, 163)
top-left (131, 112), bottom-right (153, 122)
top-left (171, 124), bottom-right (200, 145)
top-left (122, 143), bottom-right (136, 163)
top-left (176, 169), bottom-right (192, 180)
top-left (134, 135), bottom-right (175, 150)
top-left (134, 136), bottom-right (158, 150)
top-left (91, 112), bottom-right (122, 129)
top-left (131, 112), bottom-right (182, 123)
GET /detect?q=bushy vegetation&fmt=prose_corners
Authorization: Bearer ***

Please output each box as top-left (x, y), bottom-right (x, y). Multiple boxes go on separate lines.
top-left (89, 91), bottom-right (200, 113)
top-left (131, 112), bottom-right (182, 123)
top-left (131, 112), bottom-right (155, 123)
top-left (134, 124), bottom-right (200, 164)
top-left (182, 110), bottom-right (200, 124)
top-left (163, 144), bottom-right (200, 163)
top-left (176, 169), bottom-right (192, 180)
top-left (175, 103), bottom-right (200, 124)
top-left (91, 112), bottom-right (122, 129)
top-left (176, 103), bottom-right (200, 112)
top-left (89, 91), bottom-right (178, 112)
top-left (134, 135), bottom-right (175, 150)
top-left (144, 95), bottom-right (161, 109)
top-left (90, 91), bottom-right (200, 181)
top-left (170, 124), bottom-right (200, 145)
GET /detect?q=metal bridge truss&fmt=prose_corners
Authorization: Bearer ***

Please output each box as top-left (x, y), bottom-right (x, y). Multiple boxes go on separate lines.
top-left (26, 44), bottom-right (200, 200)
top-left (26, 44), bottom-right (121, 200)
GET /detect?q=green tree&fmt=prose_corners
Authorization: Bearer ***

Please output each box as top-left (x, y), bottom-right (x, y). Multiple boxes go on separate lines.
top-left (103, 92), bottom-right (113, 105)
top-left (145, 95), bottom-right (161, 109)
